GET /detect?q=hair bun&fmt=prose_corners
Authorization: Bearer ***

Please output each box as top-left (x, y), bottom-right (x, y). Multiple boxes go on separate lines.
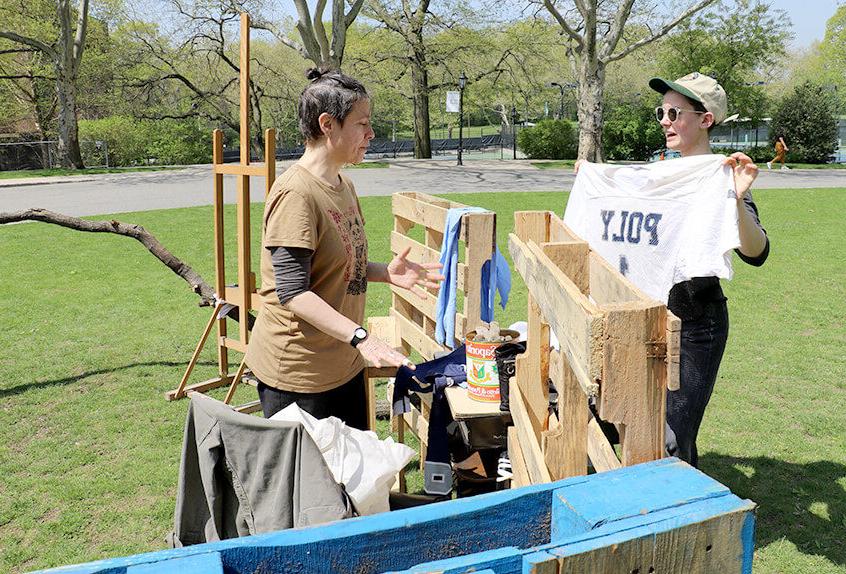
top-left (305, 67), bottom-right (325, 82)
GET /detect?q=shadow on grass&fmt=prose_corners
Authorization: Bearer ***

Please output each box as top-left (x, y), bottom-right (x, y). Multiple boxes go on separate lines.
top-left (0, 360), bottom-right (216, 398)
top-left (700, 453), bottom-right (846, 566)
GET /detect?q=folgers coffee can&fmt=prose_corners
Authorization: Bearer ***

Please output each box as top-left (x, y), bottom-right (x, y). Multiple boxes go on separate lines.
top-left (465, 329), bottom-right (520, 402)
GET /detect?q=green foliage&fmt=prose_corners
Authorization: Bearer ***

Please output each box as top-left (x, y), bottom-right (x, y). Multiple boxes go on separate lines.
top-left (719, 146), bottom-right (773, 164)
top-left (770, 82), bottom-right (838, 163)
top-left (2, 189), bottom-right (846, 573)
top-left (657, 0), bottom-right (792, 125)
top-left (78, 116), bottom-right (211, 166)
top-left (602, 101), bottom-right (666, 161)
top-left (517, 120), bottom-right (578, 160)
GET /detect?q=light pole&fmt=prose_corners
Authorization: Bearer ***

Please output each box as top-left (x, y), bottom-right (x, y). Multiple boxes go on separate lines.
top-left (458, 71), bottom-right (467, 166)
top-left (550, 82), bottom-right (578, 120)
top-left (549, 82), bottom-right (565, 119)
top-left (511, 106), bottom-right (518, 160)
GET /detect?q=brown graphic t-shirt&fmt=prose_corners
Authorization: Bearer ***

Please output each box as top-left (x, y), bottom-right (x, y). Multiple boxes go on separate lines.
top-left (245, 164), bottom-right (368, 393)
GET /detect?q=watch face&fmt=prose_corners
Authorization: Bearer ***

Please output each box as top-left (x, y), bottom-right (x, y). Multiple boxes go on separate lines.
top-left (355, 328), bottom-right (368, 339)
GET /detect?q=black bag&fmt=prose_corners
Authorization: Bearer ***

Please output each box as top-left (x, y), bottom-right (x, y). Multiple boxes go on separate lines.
top-left (494, 341), bottom-right (527, 412)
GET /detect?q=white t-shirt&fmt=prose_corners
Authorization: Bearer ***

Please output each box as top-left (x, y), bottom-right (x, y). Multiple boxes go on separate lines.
top-left (563, 155), bottom-right (740, 303)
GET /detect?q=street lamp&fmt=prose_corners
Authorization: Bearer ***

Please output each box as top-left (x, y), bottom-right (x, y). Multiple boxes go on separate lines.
top-left (549, 82), bottom-right (565, 119)
top-left (550, 81), bottom-right (578, 120)
top-left (511, 106), bottom-right (518, 160)
top-left (458, 71), bottom-right (467, 166)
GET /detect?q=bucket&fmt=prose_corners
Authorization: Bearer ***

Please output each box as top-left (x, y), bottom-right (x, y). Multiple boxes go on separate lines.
top-left (465, 329), bottom-right (520, 402)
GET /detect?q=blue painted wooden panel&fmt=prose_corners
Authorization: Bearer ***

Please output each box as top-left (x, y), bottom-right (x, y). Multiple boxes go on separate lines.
top-left (125, 552), bottom-right (222, 574)
top-left (32, 458), bottom-right (755, 574)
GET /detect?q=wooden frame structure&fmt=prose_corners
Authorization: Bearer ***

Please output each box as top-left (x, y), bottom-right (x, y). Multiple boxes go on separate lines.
top-left (366, 191), bottom-right (496, 445)
top-left (506, 211), bottom-right (681, 487)
top-left (167, 13), bottom-right (275, 413)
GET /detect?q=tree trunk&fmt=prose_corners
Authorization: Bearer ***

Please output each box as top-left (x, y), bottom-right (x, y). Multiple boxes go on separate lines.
top-left (55, 66), bottom-right (84, 168)
top-left (410, 56), bottom-right (432, 159)
top-left (576, 62), bottom-right (606, 162)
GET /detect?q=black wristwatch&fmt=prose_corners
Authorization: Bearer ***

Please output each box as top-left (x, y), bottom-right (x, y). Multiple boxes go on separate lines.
top-left (350, 327), bottom-right (368, 348)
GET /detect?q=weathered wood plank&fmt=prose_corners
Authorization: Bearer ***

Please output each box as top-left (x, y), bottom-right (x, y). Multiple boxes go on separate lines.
top-left (514, 211), bottom-right (551, 243)
top-left (666, 310), bottom-right (681, 391)
top-left (542, 242), bottom-right (590, 295)
top-left (463, 211), bottom-right (495, 335)
top-left (510, 385), bottom-right (552, 484)
top-left (544, 350), bottom-right (588, 479)
top-left (586, 410), bottom-right (622, 472)
top-left (599, 302), bottom-right (666, 466)
top-left (392, 192), bottom-right (450, 233)
top-left (556, 508), bottom-right (749, 574)
top-left (588, 251), bottom-right (651, 306)
top-left (515, 297), bottom-right (550, 440)
top-left (391, 308), bottom-right (445, 361)
top-left (507, 426), bottom-right (530, 489)
top-left (509, 233), bottom-right (603, 396)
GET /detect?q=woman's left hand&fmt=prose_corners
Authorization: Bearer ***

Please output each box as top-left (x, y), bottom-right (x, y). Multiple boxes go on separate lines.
top-left (387, 247), bottom-right (445, 298)
top-left (725, 152), bottom-right (759, 200)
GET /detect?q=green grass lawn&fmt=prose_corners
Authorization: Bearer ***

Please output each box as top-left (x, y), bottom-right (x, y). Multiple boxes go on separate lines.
top-left (0, 166), bottom-right (181, 179)
top-left (347, 161), bottom-right (390, 169)
top-left (1, 189), bottom-right (844, 573)
top-left (531, 160), bottom-right (578, 170)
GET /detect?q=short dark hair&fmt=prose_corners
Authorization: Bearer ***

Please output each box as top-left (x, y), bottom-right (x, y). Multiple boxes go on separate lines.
top-left (299, 68), bottom-right (368, 142)
top-left (684, 95), bottom-right (716, 133)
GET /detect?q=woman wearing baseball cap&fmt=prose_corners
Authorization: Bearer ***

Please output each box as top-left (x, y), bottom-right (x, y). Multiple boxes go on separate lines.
top-left (648, 72), bottom-right (770, 466)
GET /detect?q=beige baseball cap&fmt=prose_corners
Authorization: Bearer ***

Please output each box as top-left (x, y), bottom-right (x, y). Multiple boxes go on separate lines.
top-left (649, 72), bottom-right (728, 125)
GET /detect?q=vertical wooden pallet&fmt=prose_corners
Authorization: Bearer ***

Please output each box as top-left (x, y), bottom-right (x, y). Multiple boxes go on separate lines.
top-left (365, 191), bottom-right (495, 456)
top-left (507, 211), bottom-right (680, 486)
top-left (166, 13), bottom-right (276, 414)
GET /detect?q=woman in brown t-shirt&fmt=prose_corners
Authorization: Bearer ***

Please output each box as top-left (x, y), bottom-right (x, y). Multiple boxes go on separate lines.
top-left (245, 69), bottom-right (444, 428)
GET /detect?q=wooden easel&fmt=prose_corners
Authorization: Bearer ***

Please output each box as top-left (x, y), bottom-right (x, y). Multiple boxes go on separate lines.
top-left (166, 13), bottom-right (275, 413)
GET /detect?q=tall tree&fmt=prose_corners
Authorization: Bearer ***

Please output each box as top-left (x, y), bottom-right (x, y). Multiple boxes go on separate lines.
top-left (0, 0), bottom-right (91, 168)
top-left (657, 0), bottom-right (791, 126)
top-left (253, 0), bottom-right (365, 69)
top-left (359, 2), bottom-right (508, 158)
top-left (541, 0), bottom-right (716, 161)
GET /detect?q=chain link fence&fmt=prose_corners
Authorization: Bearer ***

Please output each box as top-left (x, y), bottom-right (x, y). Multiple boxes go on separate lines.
top-left (0, 140), bottom-right (110, 171)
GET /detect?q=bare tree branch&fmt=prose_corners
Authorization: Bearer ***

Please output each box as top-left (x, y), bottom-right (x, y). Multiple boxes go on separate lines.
top-left (605, 0), bottom-right (717, 62)
top-left (543, 0), bottom-right (584, 48)
top-left (0, 208), bottom-right (216, 306)
top-left (0, 31), bottom-right (56, 58)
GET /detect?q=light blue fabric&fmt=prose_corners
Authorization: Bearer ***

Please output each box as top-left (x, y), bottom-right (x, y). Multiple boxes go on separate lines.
top-left (435, 207), bottom-right (512, 348)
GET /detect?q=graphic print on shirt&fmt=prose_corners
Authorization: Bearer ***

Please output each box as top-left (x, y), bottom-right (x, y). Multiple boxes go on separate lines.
top-left (563, 156), bottom-right (740, 302)
top-left (328, 207), bottom-right (368, 296)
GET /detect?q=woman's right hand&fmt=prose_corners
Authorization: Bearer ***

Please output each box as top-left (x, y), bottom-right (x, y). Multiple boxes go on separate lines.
top-left (357, 336), bottom-right (415, 370)
top-left (574, 159), bottom-right (585, 174)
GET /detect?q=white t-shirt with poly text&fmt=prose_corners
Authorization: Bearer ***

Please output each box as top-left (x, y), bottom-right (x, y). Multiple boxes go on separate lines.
top-left (563, 155), bottom-right (740, 303)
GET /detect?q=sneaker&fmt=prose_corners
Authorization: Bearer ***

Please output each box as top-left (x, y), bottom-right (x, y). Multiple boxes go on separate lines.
top-left (781, 166), bottom-right (790, 170)
top-left (766, 161), bottom-right (772, 169)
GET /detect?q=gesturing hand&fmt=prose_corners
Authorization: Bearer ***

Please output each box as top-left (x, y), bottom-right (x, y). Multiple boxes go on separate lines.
top-left (387, 247), bottom-right (445, 299)
top-left (724, 152), bottom-right (759, 200)
top-left (357, 336), bottom-right (415, 370)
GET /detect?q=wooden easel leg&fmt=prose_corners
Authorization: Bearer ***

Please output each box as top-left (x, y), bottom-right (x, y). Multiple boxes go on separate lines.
top-left (170, 302), bottom-right (223, 400)
top-left (223, 355), bottom-right (249, 405)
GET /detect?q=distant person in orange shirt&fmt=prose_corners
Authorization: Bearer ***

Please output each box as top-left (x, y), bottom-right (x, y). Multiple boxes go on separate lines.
top-left (767, 135), bottom-right (789, 170)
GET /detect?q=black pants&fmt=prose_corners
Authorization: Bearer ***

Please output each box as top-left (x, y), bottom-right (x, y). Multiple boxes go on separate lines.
top-left (666, 300), bottom-right (729, 467)
top-left (257, 370), bottom-right (368, 431)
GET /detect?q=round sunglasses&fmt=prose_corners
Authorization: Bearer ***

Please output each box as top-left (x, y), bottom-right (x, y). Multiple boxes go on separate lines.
top-left (655, 106), bottom-right (707, 123)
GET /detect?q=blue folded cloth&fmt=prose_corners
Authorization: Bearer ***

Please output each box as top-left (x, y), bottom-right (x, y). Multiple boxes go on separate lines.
top-left (435, 207), bottom-right (511, 348)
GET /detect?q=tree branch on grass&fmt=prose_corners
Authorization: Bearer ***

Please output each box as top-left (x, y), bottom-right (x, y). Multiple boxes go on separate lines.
top-left (0, 208), bottom-right (216, 307)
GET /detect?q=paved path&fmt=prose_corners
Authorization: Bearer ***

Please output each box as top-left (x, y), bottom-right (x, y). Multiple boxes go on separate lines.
top-left (1, 159), bottom-right (843, 217)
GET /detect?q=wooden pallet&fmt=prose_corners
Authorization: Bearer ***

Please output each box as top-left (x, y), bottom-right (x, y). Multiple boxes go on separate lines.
top-left (507, 211), bottom-right (681, 487)
top-left (364, 191), bottom-right (496, 455)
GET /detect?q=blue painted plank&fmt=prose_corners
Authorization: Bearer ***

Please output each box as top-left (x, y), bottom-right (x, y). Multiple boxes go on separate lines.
top-left (126, 552), bottom-right (222, 574)
top-left (551, 458), bottom-right (730, 542)
top-left (32, 459), bottom-right (752, 574)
